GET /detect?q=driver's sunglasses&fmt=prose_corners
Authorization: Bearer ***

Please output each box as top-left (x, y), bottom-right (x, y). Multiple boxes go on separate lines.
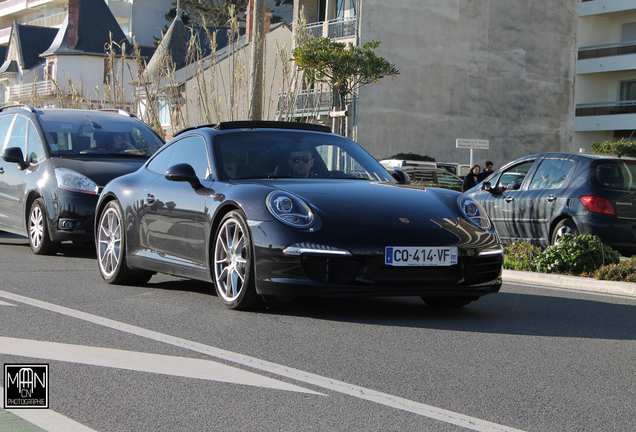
top-left (291, 156), bottom-right (311, 164)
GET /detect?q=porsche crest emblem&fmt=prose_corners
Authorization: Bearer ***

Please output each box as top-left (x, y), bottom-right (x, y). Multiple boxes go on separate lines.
top-left (399, 218), bottom-right (410, 224)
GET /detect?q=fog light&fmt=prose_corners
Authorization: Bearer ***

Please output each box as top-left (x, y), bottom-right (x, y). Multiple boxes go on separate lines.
top-left (58, 219), bottom-right (77, 230)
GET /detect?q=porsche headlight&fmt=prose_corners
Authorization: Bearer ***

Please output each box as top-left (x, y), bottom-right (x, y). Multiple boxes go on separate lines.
top-left (266, 191), bottom-right (314, 228)
top-left (55, 167), bottom-right (99, 194)
top-left (458, 195), bottom-right (490, 230)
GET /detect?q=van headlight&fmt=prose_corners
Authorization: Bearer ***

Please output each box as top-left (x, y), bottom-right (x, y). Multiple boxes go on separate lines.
top-left (55, 168), bottom-right (99, 194)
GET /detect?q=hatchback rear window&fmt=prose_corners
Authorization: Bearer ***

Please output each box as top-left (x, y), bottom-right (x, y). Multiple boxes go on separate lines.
top-left (594, 161), bottom-right (636, 191)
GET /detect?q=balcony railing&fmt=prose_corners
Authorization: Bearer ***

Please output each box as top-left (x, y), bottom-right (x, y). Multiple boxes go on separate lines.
top-left (276, 90), bottom-right (333, 118)
top-left (578, 41), bottom-right (636, 60)
top-left (27, 11), bottom-right (66, 27)
top-left (575, 101), bottom-right (636, 116)
top-left (328, 16), bottom-right (356, 40)
top-left (8, 80), bottom-right (79, 101)
top-left (304, 16), bottom-right (357, 40)
top-left (0, 0), bottom-right (27, 13)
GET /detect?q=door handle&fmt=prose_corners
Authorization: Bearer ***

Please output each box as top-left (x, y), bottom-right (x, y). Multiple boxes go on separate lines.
top-left (546, 195), bottom-right (556, 202)
top-left (145, 193), bottom-right (156, 205)
top-left (0, 167), bottom-right (4, 174)
top-left (504, 196), bottom-right (514, 203)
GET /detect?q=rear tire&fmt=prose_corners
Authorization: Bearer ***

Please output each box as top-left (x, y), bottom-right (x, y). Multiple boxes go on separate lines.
top-left (28, 198), bottom-right (60, 255)
top-left (551, 219), bottom-right (578, 245)
top-left (97, 200), bottom-right (152, 285)
top-left (421, 297), bottom-right (475, 308)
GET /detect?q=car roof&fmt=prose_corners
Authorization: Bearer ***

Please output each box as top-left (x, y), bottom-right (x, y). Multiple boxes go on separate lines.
top-left (174, 120), bottom-right (332, 137)
top-left (522, 152), bottom-right (636, 161)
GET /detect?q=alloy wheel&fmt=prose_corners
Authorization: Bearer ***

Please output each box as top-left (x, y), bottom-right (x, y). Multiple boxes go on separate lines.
top-left (98, 207), bottom-right (122, 278)
top-left (29, 205), bottom-right (44, 250)
top-left (214, 217), bottom-right (247, 302)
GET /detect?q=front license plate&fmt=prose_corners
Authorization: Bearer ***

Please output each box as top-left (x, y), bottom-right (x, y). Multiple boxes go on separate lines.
top-left (385, 247), bottom-right (458, 267)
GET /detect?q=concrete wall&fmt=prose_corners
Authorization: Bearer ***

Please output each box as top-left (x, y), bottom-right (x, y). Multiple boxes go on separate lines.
top-left (355, 0), bottom-right (579, 170)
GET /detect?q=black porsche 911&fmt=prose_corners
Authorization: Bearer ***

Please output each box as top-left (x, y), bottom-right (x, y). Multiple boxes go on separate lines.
top-left (95, 121), bottom-right (503, 310)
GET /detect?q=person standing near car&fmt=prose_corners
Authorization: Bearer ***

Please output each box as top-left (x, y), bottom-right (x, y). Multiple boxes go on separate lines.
top-left (478, 160), bottom-right (494, 182)
top-left (462, 164), bottom-right (481, 192)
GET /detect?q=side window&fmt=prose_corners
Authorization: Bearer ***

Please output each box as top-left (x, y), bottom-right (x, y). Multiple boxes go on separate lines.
top-left (27, 121), bottom-right (45, 164)
top-left (5, 115), bottom-right (27, 156)
top-left (0, 114), bottom-right (15, 149)
top-left (495, 160), bottom-right (535, 190)
top-left (528, 159), bottom-right (575, 190)
top-left (168, 136), bottom-right (210, 180)
top-left (146, 143), bottom-right (176, 174)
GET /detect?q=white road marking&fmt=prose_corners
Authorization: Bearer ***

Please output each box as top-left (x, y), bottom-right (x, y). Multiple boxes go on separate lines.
top-left (0, 337), bottom-right (323, 395)
top-left (0, 299), bottom-right (15, 306)
top-left (0, 387), bottom-right (97, 432)
top-left (0, 290), bottom-right (527, 432)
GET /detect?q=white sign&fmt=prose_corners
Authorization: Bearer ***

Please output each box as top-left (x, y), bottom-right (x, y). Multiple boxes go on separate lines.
top-left (456, 138), bottom-right (473, 149)
top-left (455, 138), bottom-right (490, 149)
top-left (473, 139), bottom-right (490, 150)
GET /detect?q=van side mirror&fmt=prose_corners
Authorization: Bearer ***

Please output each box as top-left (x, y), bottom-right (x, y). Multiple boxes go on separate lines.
top-left (2, 147), bottom-right (27, 170)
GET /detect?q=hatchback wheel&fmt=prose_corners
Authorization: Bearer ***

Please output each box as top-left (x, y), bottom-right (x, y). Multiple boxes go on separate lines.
top-left (213, 211), bottom-right (259, 310)
top-left (28, 198), bottom-right (60, 255)
top-left (552, 219), bottom-right (578, 245)
top-left (97, 200), bottom-right (152, 285)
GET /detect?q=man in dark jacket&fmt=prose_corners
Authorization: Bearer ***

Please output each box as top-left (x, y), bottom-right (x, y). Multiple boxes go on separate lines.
top-left (478, 160), bottom-right (494, 182)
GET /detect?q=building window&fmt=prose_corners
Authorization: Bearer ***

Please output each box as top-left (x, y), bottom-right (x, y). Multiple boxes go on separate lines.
top-left (622, 23), bottom-right (636, 42)
top-left (620, 81), bottom-right (636, 101)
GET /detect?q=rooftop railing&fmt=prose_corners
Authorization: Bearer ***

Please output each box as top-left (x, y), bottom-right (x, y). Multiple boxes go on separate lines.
top-left (276, 89), bottom-right (332, 119)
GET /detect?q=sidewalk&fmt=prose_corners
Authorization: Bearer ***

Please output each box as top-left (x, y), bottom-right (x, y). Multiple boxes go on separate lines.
top-left (503, 269), bottom-right (636, 298)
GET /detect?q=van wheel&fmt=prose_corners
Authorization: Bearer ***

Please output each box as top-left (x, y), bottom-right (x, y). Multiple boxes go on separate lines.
top-left (28, 198), bottom-right (60, 255)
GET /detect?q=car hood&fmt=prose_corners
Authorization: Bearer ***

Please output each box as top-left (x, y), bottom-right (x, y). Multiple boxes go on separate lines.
top-left (51, 157), bottom-right (145, 187)
top-left (257, 179), bottom-right (459, 229)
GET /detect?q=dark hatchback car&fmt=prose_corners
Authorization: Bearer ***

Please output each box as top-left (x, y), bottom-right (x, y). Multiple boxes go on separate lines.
top-left (95, 121), bottom-right (503, 310)
top-left (0, 106), bottom-right (164, 254)
top-left (466, 152), bottom-right (636, 255)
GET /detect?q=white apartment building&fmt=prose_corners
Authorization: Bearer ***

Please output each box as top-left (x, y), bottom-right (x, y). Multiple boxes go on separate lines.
top-left (0, 0), bottom-right (173, 47)
top-left (574, 0), bottom-right (636, 152)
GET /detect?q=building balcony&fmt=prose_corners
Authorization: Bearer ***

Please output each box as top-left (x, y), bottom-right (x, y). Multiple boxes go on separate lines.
top-left (0, 0), bottom-right (62, 19)
top-left (7, 79), bottom-right (79, 101)
top-left (276, 89), bottom-right (333, 118)
top-left (574, 101), bottom-right (636, 131)
top-left (579, 0), bottom-right (636, 17)
top-left (304, 16), bottom-right (357, 41)
top-left (576, 48), bottom-right (636, 74)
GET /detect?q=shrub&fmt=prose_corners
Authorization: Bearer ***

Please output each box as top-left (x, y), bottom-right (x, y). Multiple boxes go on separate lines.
top-left (590, 258), bottom-right (636, 282)
top-left (591, 138), bottom-right (636, 158)
top-left (534, 234), bottom-right (621, 275)
top-left (504, 241), bottom-right (543, 271)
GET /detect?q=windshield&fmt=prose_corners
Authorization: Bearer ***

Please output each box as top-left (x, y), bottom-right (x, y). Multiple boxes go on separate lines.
top-left (215, 131), bottom-right (394, 182)
top-left (36, 111), bottom-right (164, 157)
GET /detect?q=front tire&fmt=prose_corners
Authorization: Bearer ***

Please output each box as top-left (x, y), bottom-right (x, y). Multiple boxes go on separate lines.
top-left (213, 211), bottom-right (259, 310)
top-left (97, 200), bottom-right (152, 285)
top-left (551, 219), bottom-right (578, 245)
top-left (28, 198), bottom-right (60, 255)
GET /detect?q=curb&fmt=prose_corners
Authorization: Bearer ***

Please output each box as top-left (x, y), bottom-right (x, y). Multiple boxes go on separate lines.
top-left (502, 269), bottom-right (636, 298)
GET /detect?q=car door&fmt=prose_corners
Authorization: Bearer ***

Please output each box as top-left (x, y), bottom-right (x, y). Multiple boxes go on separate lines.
top-left (478, 160), bottom-right (537, 242)
top-left (0, 114), bottom-right (27, 230)
top-left (141, 135), bottom-right (212, 269)
top-left (514, 157), bottom-right (576, 242)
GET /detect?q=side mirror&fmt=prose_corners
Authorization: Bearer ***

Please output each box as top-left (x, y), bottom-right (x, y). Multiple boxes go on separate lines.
top-left (165, 163), bottom-right (202, 189)
top-left (481, 181), bottom-right (492, 191)
top-left (2, 147), bottom-right (27, 170)
top-left (391, 169), bottom-right (410, 185)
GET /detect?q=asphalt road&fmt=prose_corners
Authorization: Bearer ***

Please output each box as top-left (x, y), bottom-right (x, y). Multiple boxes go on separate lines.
top-left (0, 232), bottom-right (635, 432)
